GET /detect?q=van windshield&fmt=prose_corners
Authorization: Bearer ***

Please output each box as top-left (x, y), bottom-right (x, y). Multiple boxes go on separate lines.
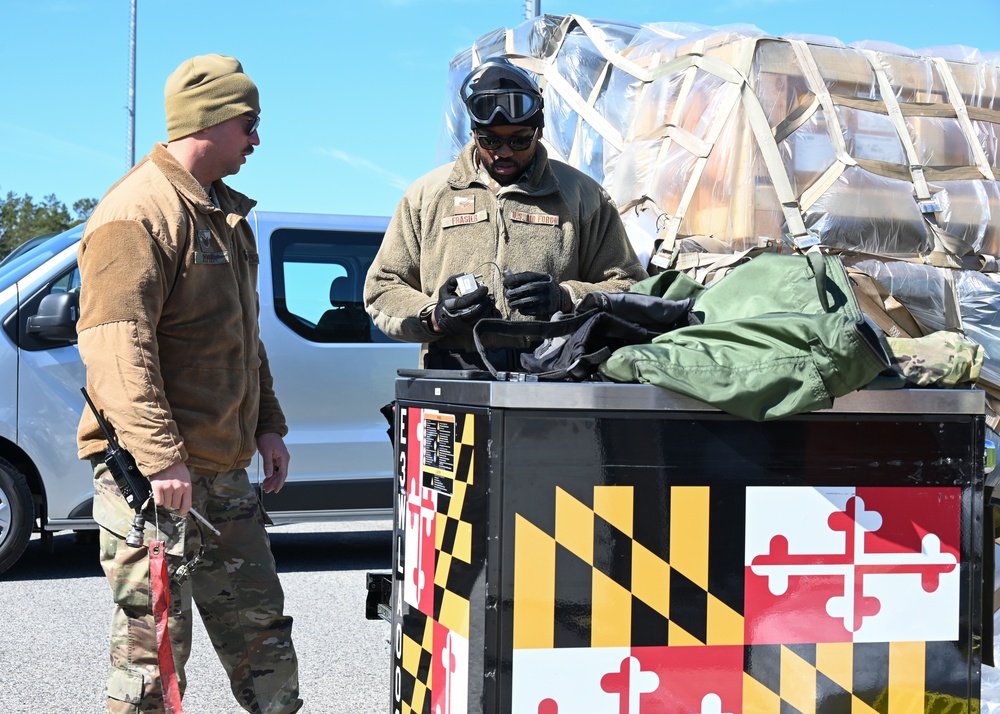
top-left (0, 224), bottom-right (84, 292)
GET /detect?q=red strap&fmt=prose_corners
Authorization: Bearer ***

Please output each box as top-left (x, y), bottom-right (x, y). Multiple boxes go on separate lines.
top-left (149, 540), bottom-right (184, 713)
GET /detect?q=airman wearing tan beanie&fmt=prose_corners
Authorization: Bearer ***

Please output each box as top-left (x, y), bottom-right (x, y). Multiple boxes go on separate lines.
top-left (80, 51), bottom-right (301, 714)
top-left (164, 54), bottom-right (260, 141)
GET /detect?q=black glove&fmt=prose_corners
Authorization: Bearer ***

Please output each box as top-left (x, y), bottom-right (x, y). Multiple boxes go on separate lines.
top-left (432, 274), bottom-right (495, 335)
top-left (503, 271), bottom-right (565, 317)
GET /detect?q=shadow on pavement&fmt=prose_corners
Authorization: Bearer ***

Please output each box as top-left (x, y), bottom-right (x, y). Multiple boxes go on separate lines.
top-left (270, 527), bottom-right (392, 574)
top-left (2, 531), bottom-right (103, 581)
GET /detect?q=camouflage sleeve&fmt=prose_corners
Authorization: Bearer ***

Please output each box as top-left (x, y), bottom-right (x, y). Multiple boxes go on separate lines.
top-left (882, 332), bottom-right (984, 388)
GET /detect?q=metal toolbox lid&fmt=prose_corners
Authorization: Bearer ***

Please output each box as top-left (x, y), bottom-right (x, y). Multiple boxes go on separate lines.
top-left (395, 377), bottom-right (985, 416)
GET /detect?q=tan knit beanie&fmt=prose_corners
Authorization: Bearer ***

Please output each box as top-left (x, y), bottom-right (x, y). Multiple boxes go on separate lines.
top-left (164, 54), bottom-right (260, 141)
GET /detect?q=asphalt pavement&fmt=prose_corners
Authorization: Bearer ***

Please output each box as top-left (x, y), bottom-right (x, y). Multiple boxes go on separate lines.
top-left (0, 520), bottom-right (393, 714)
top-left (13, 518), bottom-right (1000, 713)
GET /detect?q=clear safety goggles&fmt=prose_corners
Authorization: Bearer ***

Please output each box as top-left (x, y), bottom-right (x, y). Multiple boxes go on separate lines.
top-left (463, 89), bottom-right (541, 125)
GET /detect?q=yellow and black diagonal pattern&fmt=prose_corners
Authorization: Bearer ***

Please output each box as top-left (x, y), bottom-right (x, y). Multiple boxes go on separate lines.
top-left (399, 613), bottom-right (434, 714)
top-left (513, 484), bottom-right (746, 650)
top-left (427, 412), bottom-right (480, 639)
top-left (399, 411), bottom-right (488, 714)
top-left (741, 640), bottom-right (952, 713)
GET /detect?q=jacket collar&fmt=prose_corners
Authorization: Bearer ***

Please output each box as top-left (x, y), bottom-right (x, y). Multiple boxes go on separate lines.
top-left (150, 143), bottom-right (256, 218)
top-left (447, 141), bottom-right (559, 197)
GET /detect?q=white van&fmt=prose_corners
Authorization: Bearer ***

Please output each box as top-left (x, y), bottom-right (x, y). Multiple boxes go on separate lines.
top-left (0, 211), bottom-right (418, 574)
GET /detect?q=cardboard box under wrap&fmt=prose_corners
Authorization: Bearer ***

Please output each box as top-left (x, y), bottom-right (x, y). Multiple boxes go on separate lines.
top-left (440, 14), bottom-right (1000, 420)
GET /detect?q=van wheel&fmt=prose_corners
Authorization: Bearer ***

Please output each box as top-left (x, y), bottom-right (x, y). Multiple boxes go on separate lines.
top-left (0, 458), bottom-right (33, 575)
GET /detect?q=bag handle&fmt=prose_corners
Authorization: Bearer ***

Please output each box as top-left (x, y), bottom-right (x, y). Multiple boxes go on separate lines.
top-left (472, 310), bottom-right (601, 379)
top-left (806, 250), bottom-right (832, 313)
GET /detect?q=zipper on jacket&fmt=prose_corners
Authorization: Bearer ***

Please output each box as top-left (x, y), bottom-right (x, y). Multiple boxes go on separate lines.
top-left (220, 210), bottom-right (254, 470)
top-left (493, 186), bottom-right (544, 319)
top-left (490, 192), bottom-right (508, 316)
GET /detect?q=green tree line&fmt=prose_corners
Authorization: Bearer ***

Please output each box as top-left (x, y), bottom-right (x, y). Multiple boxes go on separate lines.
top-left (0, 187), bottom-right (97, 260)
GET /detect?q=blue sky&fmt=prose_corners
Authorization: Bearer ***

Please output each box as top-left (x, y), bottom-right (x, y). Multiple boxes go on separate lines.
top-left (2, 0), bottom-right (999, 219)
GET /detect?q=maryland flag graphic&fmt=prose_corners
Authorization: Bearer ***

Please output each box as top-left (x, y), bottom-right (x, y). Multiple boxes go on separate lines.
top-left (395, 406), bottom-right (481, 714)
top-left (392, 405), bottom-right (975, 714)
top-left (510, 485), bottom-right (966, 714)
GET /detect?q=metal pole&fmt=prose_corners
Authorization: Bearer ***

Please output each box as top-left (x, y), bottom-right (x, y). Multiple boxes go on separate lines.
top-left (525, 0), bottom-right (540, 19)
top-left (127, 0), bottom-right (136, 168)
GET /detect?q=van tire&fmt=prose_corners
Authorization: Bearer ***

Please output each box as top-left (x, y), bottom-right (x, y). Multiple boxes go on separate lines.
top-left (0, 458), bottom-right (33, 576)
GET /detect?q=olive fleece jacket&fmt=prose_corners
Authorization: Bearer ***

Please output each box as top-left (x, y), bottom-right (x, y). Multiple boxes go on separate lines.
top-left (76, 143), bottom-right (287, 476)
top-left (363, 142), bottom-right (647, 356)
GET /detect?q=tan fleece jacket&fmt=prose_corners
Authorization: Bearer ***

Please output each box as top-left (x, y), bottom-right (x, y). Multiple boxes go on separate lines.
top-left (76, 143), bottom-right (286, 475)
top-left (363, 142), bottom-right (647, 355)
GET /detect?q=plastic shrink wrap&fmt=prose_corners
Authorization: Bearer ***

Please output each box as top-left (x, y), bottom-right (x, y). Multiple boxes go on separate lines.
top-left (440, 14), bottom-right (1000, 423)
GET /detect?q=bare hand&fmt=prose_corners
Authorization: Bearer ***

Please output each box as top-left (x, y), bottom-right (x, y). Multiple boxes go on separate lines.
top-left (148, 462), bottom-right (193, 515)
top-left (257, 432), bottom-right (291, 493)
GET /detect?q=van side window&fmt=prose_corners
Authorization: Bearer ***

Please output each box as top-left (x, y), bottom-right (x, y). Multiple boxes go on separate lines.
top-left (51, 267), bottom-right (82, 295)
top-left (270, 228), bottom-right (393, 343)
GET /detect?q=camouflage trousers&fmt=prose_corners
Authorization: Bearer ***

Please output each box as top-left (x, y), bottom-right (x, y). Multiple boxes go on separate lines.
top-left (92, 462), bottom-right (302, 714)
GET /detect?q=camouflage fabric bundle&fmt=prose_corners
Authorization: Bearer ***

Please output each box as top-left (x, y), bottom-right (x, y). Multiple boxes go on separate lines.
top-left (874, 332), bottom-right (984, 389)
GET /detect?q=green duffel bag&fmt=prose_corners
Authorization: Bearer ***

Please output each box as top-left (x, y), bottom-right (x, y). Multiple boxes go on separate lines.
top-left (629, 251), bottom-right (864, 322)
top-left (601, 252), bottom-right (890, 421)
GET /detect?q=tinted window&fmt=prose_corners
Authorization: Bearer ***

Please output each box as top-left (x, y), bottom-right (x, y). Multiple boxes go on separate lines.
top-left (270, 228), bottom-right (393, 343)
top-left (51, 266), bottom-right (82, 295)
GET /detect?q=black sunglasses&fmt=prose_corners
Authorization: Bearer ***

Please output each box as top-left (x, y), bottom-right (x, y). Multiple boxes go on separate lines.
top-left (474, 128), bottom-right (537, 152)
top-left (244, 113), bottom-right (260, 135)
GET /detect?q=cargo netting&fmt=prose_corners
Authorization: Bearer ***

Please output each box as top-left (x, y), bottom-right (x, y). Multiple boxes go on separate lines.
top-left (440, 14), bottom-right (1000, 423)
